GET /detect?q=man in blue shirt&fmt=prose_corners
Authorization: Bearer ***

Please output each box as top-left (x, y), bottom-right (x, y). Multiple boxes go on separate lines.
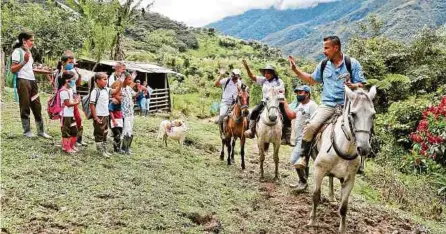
top-left (288, 35), bottom-right (366, 170)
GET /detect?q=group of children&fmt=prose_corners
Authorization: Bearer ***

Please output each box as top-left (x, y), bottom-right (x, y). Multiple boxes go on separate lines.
top-left (56, 57), bottom-right (140, 157)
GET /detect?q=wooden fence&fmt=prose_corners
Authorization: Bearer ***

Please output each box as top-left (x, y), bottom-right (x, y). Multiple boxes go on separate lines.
top-left (77, 86), bottom-right (170, 113)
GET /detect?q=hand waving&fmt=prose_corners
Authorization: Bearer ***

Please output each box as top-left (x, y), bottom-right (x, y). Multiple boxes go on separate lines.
top-left (288, 56), bottom-right (297, 71)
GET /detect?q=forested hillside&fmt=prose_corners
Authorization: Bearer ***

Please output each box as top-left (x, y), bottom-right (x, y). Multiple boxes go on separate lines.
top-left (208, 0), bottom-right (446, 59)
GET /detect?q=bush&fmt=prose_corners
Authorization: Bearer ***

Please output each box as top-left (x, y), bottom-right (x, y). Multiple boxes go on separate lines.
top-left (406, 96), bottom-right (446, 170)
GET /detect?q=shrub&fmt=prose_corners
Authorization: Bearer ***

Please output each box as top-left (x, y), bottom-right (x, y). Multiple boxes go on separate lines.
top-left (410, 96), bottom-right (446, 167)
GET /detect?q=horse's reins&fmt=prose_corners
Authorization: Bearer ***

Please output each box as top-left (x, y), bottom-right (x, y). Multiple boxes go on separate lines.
top-left (231, 94), bottom-right (249, 124)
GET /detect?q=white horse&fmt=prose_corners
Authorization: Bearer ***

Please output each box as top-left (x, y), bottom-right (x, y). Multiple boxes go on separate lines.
top-left (256, 87), bottom-right (283, 182)
top-left (308, 86), bottom-right (376, 234)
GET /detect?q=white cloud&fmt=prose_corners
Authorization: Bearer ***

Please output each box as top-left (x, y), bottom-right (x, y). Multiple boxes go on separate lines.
top-left (149, 0), bottom-right (338, 27)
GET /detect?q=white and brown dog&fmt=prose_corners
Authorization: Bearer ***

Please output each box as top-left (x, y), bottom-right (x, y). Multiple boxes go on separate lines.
top-left (157, 119), bottom-right (187, 151)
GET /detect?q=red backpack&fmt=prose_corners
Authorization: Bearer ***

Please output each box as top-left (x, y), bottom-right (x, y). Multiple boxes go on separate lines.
top-left (47, 87), bottom-right (66, 120)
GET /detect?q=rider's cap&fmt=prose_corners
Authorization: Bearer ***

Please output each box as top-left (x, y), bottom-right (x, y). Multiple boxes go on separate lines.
top-left (294, 85), bottom-right (311, 93)
top-left (231, 69), bottom-right (241, 76)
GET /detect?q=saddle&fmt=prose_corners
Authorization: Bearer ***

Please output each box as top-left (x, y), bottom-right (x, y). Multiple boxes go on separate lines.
top-left (310, 106), bottom-right (344, 157)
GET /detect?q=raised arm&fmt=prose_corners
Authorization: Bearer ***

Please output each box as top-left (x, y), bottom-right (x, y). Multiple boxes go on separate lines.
top-left (242, 60), bottom-right (257, 82)
top-left (214, 69), bottom-right (225, 87)
top-left (288, 56), bottom-right (317, 86)
top-left (110, 81), bottom-right (122, 95)
top-left (282, 101), bottom-right (297, 120)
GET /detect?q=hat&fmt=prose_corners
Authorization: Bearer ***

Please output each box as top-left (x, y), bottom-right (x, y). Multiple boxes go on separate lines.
top-left (259, 64), bottom-right (277, 77)
top-left (61, 55), bottom-right (74, 62)
top-left (231, 69), bottom-right (241, 76)
top-left (135, 80), bottom-right (141, 83)
top-left (294, 85), bottom-right (311, 93)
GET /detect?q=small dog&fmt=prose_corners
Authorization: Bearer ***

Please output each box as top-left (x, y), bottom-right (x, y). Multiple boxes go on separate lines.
top-left (157, 119), bottom-right (187, 151)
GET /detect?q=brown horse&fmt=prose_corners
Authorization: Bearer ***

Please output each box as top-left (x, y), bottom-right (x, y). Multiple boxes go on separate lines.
top-left (220, 85), bottom-right (250, 169)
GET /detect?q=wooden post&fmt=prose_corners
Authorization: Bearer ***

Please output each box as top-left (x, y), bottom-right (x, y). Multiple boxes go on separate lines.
top-left (165, 74), bottom-right (171, 112)
top-left (145, 72), bottom-right (148, 84)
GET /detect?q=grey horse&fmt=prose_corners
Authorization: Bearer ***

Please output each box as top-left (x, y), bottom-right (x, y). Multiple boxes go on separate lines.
top-left (308, 86), bottom-right (376, 234)
top-left (256, 87), bottom-right (283, 182)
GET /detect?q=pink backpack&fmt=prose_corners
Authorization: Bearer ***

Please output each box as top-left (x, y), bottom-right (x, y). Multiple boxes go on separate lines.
top-left (47, 88), bottom-right (66, 120)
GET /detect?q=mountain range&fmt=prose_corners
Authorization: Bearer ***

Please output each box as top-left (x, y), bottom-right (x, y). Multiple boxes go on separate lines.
top-left (207, 0), bottom-right (446, 59)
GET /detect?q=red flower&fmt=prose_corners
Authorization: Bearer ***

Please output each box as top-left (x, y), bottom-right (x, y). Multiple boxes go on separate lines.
top-left (421, 142), bottom-right (428, 151)
top-left (410, 133), bottom-right (423, 143)
top-left (417, 120), bottom-right (429, 132)
top-left (427, 134), bottom-right (437, 144)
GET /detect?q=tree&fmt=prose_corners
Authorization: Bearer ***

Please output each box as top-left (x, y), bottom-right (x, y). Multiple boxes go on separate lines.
top-left (1, 0), bottom-right (87, 63)
top-left (112, 0), bottom-right (155, 60)
top-left (66, 0), bottom-right (118, 68)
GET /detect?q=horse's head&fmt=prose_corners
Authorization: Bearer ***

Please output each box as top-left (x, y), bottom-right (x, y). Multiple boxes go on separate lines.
top-left (264, 86), bottom-right (281, 122)
top-left (345, 86), bottom-right (377, 156)
top-left (237, 84), bottom-right (250, 117)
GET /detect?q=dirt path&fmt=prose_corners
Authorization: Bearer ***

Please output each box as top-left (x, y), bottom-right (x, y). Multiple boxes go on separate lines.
top-left (215, 129), bottom-right (425, 234)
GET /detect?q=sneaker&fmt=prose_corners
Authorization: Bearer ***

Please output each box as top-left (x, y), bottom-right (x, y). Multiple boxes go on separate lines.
top-left (38, 132), bottom-right (52, 139)
top-left (24, 132), bottom-right (35, 138)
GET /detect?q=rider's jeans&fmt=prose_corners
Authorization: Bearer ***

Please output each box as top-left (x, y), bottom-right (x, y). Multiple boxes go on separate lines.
top-left (302, 104), bottom-right (336, 142)
top-left (290, 136), bottom-right (303, 165)
top-left (218, 102), bottom-right (231, 124)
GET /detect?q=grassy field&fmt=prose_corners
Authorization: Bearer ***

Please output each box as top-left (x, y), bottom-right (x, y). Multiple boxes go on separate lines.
top-left (1, 88), bottom-right (445, 233)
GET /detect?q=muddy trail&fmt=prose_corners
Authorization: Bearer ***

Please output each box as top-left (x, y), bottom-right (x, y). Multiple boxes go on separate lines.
top-left (207, 117), bottom-right (426, 234)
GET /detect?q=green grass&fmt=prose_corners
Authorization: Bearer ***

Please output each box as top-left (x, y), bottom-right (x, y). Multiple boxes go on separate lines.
top-left (2, 87), bottom-right (445, 233)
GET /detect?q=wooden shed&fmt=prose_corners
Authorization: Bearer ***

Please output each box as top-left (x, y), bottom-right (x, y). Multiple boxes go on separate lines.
top-left (76, 58), bottom-right (182, 113)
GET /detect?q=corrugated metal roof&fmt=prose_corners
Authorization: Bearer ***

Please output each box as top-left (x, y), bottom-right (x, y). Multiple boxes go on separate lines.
top-left (79, 58), bottom-right (183, 77)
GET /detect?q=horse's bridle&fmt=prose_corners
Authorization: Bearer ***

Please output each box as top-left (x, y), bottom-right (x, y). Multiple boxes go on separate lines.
top-left (345, 93), bottom-right (373, 141)
top-left (330, 92), bottom-right (374, 160)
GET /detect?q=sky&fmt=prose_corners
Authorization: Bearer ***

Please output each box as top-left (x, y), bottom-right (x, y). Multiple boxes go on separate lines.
top-left (149, 0), bottom-right (338, 27)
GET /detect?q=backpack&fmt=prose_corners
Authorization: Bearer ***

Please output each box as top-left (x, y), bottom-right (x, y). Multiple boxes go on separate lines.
top-left (47, 88), bottom-right (66, 120)
top-left (320, 55), bottom-right (352, 83)
top-left (5, 49), bottom-right (24, 102)
top-left (81, 88), bottom-right (100, 119)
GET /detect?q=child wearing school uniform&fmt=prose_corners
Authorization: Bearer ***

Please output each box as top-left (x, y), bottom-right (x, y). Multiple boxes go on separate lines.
top-left (59, 71), bottom-right (80, 154)
top-left (121, 72), bottom-right (136, 154)
top-left (89, 72), bottom-right (122, 157)
top-left (109, 81), bottom-right (124, 153)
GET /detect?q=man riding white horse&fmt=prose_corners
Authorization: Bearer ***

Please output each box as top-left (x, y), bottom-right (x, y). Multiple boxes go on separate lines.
top-left (288, 35), bottom-right (367, 173)
top-left (241, 61), bottom-right (287, 139)
top-left (215, 68), bottom-right (243, 140)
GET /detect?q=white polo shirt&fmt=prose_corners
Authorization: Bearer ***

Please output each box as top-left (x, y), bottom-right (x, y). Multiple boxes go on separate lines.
top-left (256, 76), bottom-right (285, 101)
top-left (219, 77), bottom-right (242, 105)
top-left (59, 88), bottom-right (74, 117)
top-left (12, 48), bottom-right (35, 81)
top-left (90, 88), bottom-right (111, 116)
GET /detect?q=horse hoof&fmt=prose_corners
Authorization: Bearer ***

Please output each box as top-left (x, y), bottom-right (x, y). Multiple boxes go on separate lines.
top-left (259, 177), bottom-right (266, 182)
top-left (241, 164), bottom-right (246, 170)
top-left (273, 177), bottom-right (280, 184)
top-left (220, 155), bottom-right (224, 161)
